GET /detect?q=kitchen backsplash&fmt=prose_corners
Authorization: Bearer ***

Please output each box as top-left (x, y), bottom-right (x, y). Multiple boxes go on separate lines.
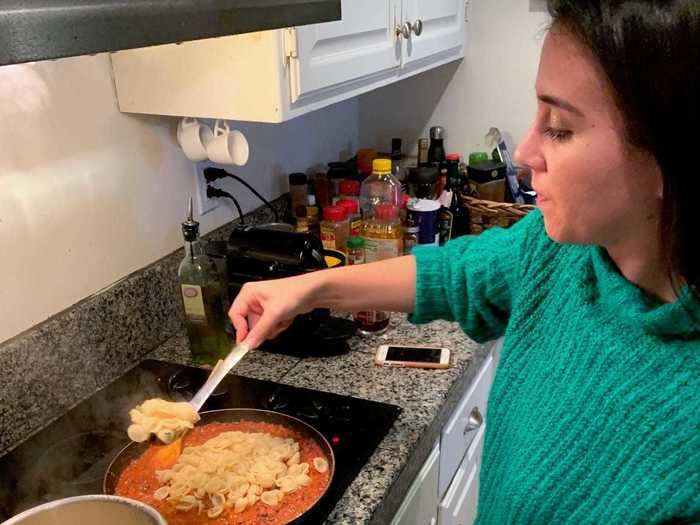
top-left (0, 196), bottom-right (289, 457)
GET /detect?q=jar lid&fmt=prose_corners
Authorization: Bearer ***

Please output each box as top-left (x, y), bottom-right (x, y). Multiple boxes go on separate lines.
top-left (336, 198), bottom-right (359, 214)
top-left (407, 167), bottom-right (438, 184)
top-left (339, 179), bottom-right (360, 195)
top-left (446, 153), bottom-right (460, 161)
top-left (468, 152), bottom-right (489, 165)
top-left (372, 158), bottom-right (392, 173)
top-left (289, 172), bottom-right (307, 185)
top-left (430, 126), bottom-right (445, 139)
top-left (375, 203), bottom-right (399, 220)
top-left (327, 162), bottom-right (349, 179)
top-left (323, 205), bottom-right (347, 221)
top-left (347, 236), bottom-right (365, 249)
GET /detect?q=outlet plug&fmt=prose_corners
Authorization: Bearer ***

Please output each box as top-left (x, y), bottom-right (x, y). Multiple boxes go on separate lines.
top-left (193, 161), bottom-right (219, 216)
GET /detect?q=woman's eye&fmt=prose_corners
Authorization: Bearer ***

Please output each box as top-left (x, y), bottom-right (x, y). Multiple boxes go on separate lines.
top-left (542, 126), bottom-right (572, 142)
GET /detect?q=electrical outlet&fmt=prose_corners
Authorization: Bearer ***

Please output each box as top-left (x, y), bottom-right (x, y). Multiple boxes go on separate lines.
top-left (464, 0), bottom-right (470, 22)
top-left (193, 161), bottom-right (219, 216)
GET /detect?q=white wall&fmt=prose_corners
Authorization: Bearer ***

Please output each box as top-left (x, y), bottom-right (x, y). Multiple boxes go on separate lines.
top-left (0, 54), bottom-right (358, 343)
top-left (359, 0), bottom-right (550, 157)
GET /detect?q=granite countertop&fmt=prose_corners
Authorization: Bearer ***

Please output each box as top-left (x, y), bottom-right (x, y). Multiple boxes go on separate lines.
top-left (148, 313), bottom-right (493, 524)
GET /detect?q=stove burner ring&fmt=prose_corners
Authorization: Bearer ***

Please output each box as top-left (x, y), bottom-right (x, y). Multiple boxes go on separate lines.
top-left (29, 431), bottom-right (127, 489)
top-left (167, 369), bottom-right (229, 400)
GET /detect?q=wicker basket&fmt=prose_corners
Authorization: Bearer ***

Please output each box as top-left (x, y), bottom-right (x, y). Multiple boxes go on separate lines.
top-left (461, 195), bottom-right (536, 234)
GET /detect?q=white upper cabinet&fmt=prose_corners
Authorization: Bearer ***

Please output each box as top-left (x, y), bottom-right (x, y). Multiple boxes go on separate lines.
top-left (291, 0), bottom-right (401, 101)
top-left (111, 0), bottom-right (465, 123)
top-left (402, 0), bottom-right (465, 69)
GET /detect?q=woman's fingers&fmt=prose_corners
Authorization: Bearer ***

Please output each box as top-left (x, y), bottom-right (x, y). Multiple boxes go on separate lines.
top-left (230, 311), bottom-right (249, 344)
top-left (244, 309), bottom-right (285, 349)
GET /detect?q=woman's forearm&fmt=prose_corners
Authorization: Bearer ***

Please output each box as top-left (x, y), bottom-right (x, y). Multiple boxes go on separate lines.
top-left (309, 255), bottom-right (416, 313)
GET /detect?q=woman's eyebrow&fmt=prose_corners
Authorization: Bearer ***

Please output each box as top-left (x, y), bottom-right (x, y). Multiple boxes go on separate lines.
top-left (538, 94), bottom-right (585, 117)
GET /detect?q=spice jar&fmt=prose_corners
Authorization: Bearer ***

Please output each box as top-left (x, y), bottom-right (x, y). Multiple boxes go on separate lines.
top-left (336, 198), bottom-right (361, 236)
top-left (288, 172), bottom-right (308, 218)
top-left (320, 205), bottom-right (349, 254)
top-left (403, 213), bottom-right (419, 255)
top-left (346, 236), bottom-right (365, 266)
top-left (305, 194), bottom-right (320, 236)
top-left (338, 179), bottom-right (361, 205)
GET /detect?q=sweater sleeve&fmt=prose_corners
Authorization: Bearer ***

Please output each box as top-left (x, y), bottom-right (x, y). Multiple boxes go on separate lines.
top-left (410, 209), bottom-right (543, 342)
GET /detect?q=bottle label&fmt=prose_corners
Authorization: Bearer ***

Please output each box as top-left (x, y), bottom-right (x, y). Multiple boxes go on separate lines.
top-left (181, 284), bottom-right (206, 323)
top-left (364, 238), bottom-right (401, 262)
top-left (439, 208), bottom-right (453, 245)
top-left (320, 225), bottom-right (337, 251)
top-left (349, 218), bottom-right (362, 236)
top-left (348, 251), bottom-right (365, 265)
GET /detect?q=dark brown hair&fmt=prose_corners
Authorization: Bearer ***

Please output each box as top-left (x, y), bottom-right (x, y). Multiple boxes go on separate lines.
top-left (547, 0), bottom-right (699, 300)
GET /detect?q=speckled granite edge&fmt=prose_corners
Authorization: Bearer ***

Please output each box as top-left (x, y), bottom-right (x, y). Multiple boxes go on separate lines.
top-left (272, 313), bottom-right (493, 524)
top-left (369, 341), bottom-right (494, 524)
top-left (0, 196), bottom-right (289, 457)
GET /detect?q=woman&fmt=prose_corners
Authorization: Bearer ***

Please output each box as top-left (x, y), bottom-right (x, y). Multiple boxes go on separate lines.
top-left (230, 1), bottom-right (699, 523)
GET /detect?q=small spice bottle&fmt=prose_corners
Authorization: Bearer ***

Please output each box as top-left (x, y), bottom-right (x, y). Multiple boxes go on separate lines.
top-left (306, 194), bottom-right (320, 235)
top-left (346, 236), bottom-right (365, 266)
top-left (336, 198), bottom-right (362, 236)
top-left (288, 172), bottom-right (308, 218)
top-left (338, 179), bottom-right (361, 204)
top-left (320, 205), bottom-right (349, 254)
top-left (403, 213), bottom-right (419, 255)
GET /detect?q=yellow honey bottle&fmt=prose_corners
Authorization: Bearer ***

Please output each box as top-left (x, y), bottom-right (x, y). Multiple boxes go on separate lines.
top-left (356, 203), bottom-right (403, 334)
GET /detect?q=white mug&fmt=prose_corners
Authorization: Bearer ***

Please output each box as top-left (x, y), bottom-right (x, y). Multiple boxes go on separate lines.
top-left (177, 117), bottom-right (213, 161)
top-left (206, 120), bottom-right (249, 166)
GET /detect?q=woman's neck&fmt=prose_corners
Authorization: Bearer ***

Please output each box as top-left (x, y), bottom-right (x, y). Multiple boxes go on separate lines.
top-left (605, 235), bottom-right (677, 303)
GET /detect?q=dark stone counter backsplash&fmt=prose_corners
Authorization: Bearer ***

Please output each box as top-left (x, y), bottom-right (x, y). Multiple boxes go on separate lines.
top-left (0, 196), bottom-right (289, 457)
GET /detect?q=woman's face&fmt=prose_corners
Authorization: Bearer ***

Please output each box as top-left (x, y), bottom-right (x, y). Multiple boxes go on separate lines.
top-left (515, 26), bottom-right (662, 247)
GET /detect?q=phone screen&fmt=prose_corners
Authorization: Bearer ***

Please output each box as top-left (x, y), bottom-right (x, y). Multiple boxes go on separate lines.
top-left (385, 346), bottom-right (443, 363)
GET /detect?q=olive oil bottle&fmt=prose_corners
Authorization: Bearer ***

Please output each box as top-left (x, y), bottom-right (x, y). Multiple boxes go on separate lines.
top-left (178, 198), bottom-right (229, 365)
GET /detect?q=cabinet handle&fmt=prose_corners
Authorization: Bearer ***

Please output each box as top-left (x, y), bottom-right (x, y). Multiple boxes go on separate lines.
top-left (412, 19), bottom-right (423, 36)
top-left (462, 407), bottom-right (483, 436)
top-left (395, 22), bottom-right (411, 40)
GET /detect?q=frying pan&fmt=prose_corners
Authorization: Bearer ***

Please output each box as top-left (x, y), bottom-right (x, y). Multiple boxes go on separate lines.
top-left (103, 409), bottom-right (335, 524)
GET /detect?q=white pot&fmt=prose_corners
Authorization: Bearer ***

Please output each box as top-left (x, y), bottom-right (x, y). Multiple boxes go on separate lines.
top-left (2, 495), bottom-right (166, 525)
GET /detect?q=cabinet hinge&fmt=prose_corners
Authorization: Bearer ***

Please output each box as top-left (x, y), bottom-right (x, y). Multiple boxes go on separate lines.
top-left (283, 27), bottom-right (298, 66)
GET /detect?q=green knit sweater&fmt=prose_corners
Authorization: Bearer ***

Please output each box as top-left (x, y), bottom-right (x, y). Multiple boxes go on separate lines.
top-left (410, 210), bottom-right (700, 525)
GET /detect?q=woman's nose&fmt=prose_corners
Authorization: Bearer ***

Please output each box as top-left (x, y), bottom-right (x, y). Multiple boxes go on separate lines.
top-left (515, 124), bottom-right (545, 172)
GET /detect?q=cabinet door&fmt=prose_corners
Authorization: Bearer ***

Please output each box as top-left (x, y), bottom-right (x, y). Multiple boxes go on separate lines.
top-left (439, 424), bottom-right (485, 525)
top-left (392, 444), bottom-right (440, 525)
top-left (290, 0), bottom-right (401, 101)
top-left (402, 0), bottom-right (465, 67)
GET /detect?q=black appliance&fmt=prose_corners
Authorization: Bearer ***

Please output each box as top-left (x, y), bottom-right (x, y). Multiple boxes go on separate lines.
top-left (0, 359), bottom-right (400, 522)
top-left (0, 1), bottom-right (341, 66)
top-left (210, 225), bottom-right (357, 357)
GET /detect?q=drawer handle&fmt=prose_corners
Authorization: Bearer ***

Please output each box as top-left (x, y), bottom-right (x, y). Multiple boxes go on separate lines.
top-left (395, 22), bottom-right (411, 40)
top-left (462, 407), bottom-right (483, 436)
top-left (412, 19), bottom-right (423, 36)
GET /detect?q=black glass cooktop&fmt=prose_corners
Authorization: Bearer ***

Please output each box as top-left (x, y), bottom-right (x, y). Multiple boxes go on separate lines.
top-left (0, 359), bottom-right (400, 522)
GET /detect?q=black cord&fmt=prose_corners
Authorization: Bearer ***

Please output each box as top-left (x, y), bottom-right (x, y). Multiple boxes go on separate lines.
top-left (203, 167), bottom-right (280, 222)
top-left (206, 185), bottom-right (245, 224)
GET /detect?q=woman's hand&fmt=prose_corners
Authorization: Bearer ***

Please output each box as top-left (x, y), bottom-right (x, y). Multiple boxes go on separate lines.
top-left (228, 256), bottom-right (416, 349)
top-left (228, 273), bottom-right (321, 349)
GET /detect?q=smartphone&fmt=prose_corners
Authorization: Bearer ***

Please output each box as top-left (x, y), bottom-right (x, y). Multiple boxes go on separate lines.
top-left (375, 344), bottom-right (450, 369)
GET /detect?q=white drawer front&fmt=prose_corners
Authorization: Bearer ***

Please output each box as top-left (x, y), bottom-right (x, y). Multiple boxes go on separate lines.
top-left (438, 354), bottom-right (493, 498)
top-left (392, 443), bottom-right (440, 525)
top-left (438, 461), bottom-right (478, 525)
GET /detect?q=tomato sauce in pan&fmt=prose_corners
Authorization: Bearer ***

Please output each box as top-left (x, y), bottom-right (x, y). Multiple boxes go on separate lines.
top-left (115, 421), bottom-right (331, 525)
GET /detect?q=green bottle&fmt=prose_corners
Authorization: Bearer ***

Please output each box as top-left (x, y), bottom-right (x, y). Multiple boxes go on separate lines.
top-left (178, 198), bottom-right (229, 365)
